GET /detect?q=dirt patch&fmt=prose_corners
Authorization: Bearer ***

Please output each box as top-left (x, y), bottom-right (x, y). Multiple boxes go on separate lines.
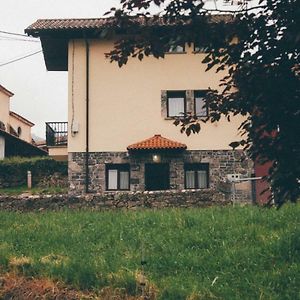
top-left (0, 273), bottom-right (156, 300)
top-left (0, 273), bottom-right (95, 299)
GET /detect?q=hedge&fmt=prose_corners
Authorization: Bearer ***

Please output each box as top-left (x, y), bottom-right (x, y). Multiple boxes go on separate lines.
top-left (0, 157), bottom-right (67, 188)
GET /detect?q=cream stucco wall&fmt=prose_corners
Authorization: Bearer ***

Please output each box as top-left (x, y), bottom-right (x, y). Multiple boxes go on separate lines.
top-left (0, 91), bottom-right (10, 131)
top-left (9, 114), bottom-right (32, 143)
top-left (48, 146), bottom-right (68, 161)
top-left (68, 39), bottom-right (244, 152)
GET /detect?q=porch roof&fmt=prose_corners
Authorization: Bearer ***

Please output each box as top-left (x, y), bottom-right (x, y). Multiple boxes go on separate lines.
top-left (127, 134), bottom-right (187, 151)
top-left (0, 128), bottom-right (47, 157)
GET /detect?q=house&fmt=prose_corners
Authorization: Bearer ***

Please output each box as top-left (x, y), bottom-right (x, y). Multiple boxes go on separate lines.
top-left (25, 17), bottom-right (255, 200)
top-left (9, 111), bottom-right (34, 144)
top-left (0, 84), bottom-right (47, 158)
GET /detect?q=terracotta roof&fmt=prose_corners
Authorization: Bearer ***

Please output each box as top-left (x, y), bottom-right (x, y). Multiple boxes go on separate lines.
top-left (9, 111), bottom-right (34, 127)
top-left (26, 18), bottom-right (111, 32)
top-left (25, 15), bottom-right (233, 34)
top-left (24, 14), bottom-right (234, 71)
top-left (127, 134), bottom-right (187, 151)
top-left (0, 84), bottom-right (14, 97)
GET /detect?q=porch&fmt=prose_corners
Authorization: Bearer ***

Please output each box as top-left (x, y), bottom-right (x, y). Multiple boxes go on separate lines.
top-left (46, 122), bottom-right (68, 161)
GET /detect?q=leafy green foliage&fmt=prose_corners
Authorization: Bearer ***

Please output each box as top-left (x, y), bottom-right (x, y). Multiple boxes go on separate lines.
top-left (105, 0), bottom-right (300, 206)
top-left (0, 206), bottom-right (299, 299)
top-left (0, 157), bottom-right (67, 188)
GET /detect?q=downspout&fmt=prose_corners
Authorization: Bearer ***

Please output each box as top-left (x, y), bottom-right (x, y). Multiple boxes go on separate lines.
top-left (85, 37), bottom-right (90, 193)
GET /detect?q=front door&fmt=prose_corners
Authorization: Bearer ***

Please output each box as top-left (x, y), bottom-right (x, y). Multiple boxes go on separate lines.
top-left (145, 163), bottom-right (170, 191)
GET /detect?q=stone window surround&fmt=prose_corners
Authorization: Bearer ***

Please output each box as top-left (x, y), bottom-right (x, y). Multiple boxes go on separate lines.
top-left (161, 90), bottom-right (208, 120)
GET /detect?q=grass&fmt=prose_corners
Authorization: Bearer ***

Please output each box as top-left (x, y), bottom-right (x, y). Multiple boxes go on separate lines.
top-left (0, 205), bottom-right (299, 299)
top-left (0, 185), bottom-right (67, 195)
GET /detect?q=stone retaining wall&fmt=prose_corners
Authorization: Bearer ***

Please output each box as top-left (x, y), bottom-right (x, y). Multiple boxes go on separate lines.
top-left (0, 190), bottom-right (229, 211)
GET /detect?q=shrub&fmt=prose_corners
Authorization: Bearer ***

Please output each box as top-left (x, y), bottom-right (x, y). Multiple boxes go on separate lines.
top-left (0, 156), bottom-right (67, 188)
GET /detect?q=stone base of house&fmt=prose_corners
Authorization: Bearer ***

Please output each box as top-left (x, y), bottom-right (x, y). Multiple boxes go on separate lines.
top-left (69, 150), bottom-right (254, 202)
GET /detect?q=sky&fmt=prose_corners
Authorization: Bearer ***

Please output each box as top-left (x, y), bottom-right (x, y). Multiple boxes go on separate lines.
top-left (0, 0), bottom-right (120, 138)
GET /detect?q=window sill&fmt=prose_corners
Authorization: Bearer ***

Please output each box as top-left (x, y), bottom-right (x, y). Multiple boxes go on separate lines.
top-left (164, 116), bottom-right (184, 120)
top-left (164, 116), bottom-right (208, 120)
top-left (195, 115), bottom-right (209, 119)
top-left (165, 51), bottom-right (187, 55)
top-left (105, 190), bottom-right (130, 193)
top-left (183, 188), bottom-right (210, 191)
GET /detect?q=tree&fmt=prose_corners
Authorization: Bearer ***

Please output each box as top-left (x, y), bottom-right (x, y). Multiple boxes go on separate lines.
top-left (105, 0), bottom-right (300, 206)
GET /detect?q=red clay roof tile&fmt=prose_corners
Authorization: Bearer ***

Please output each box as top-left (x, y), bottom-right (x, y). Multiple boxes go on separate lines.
top-left (127, 134), bottom-right (187, 151)
top-left (25, 15), bottom-right (233, 34)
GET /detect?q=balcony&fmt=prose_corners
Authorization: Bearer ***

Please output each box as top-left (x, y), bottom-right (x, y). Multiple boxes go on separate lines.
top-left (46, 122), bottom-right (68, 147)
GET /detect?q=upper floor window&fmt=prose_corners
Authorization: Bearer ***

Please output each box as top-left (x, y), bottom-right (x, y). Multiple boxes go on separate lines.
top-left (162, 90), bottom-right (209, 119)
top-left (194, 90), bottom-right (208, 117)
top-left (193, 43), bottom-right (207, 53)
top-left (185, 163), bottom-right (209, 189)
top-left (106, 164), bottom-right (130, 191)
top-left (167, 44), bottom-right (185, 53)
top-left (167, 91), bottom-right (186, 117)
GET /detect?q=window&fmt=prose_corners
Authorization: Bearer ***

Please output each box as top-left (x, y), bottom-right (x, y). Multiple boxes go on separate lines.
top-left (167, 44), bottom-right (185, 53)
top-left (193, 43), bottom-right (207, 53)
top-left (194, 90), bottom-right (208, 117)
top-left (185, 163), bottom-right (209, 189)
top-left (162, 90), bottom-right (209, 119)
top-left (17, 126), bottom-right (22, 137)
top-left (167, 91), bottom-right (186, 117)
top-left (106, 164), bottom-right (130, 191)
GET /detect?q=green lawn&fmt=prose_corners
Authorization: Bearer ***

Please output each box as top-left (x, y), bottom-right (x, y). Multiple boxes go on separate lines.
top-left (0, 206), bottom-right (299, 299)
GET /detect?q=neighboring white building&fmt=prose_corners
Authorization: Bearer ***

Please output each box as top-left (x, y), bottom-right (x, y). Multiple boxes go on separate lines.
top-left (0, 84), bottom-right (46, 159)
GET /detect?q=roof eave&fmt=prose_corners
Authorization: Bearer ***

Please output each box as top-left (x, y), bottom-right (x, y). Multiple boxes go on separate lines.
top-left (0, 128), bottom-right (48, 157)
top-left (127, 147), bottom-right (187, 152)
top-left (9, 111), bottom-right (35, 127)
top-left (25, 29), bottom-right (101, 71)
top-left (0, 85), bottom-right (14, 97)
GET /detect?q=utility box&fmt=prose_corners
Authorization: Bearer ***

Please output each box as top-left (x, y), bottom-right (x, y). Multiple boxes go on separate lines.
top-left (71, 121), bottom-right (79, 134)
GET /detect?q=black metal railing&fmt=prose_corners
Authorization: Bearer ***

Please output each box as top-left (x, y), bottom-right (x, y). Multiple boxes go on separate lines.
top-left (46, 122), bottom-right (68, 146)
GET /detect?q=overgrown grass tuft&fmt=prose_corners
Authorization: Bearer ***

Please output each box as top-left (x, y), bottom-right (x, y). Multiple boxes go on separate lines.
top-left (0, 205), bottom-right (299, 299)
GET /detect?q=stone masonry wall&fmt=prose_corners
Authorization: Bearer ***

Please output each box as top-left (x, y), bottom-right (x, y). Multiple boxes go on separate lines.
top-left (69, 150), bottom-right (254, 202)
top-left (0, 190), bottom-right (228, 212)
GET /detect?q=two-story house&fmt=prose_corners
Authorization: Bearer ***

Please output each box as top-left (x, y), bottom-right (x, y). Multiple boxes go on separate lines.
top-left (0, 84), bottom-right (46, 158)
top-left (25, 17), bottom-right (254, 200)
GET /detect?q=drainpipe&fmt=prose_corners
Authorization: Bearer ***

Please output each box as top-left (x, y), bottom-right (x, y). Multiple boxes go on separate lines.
top-left (85, 37), bottom-right (90, 193)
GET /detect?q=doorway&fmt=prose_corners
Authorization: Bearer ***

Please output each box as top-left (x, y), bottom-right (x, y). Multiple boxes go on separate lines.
top-left (145, 163), bottom-right (170, 191)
